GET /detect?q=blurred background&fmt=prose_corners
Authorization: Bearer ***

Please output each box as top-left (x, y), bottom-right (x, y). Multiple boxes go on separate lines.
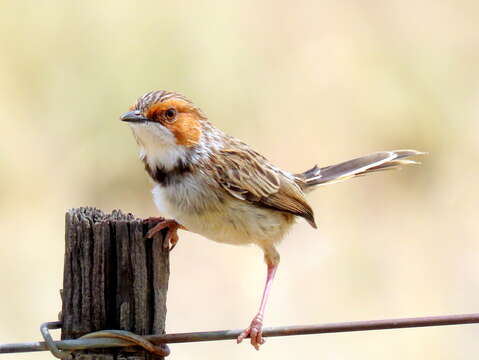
top-left (1, 1), bottom-right (478, 359)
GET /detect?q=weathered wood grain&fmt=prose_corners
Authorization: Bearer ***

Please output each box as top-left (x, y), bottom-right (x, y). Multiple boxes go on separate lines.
top-left (61, 208), bottom-right (169, 359)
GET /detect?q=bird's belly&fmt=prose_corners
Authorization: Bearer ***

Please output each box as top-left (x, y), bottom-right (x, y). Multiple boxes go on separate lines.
top-left (152, 183), bottom-right (294, 246)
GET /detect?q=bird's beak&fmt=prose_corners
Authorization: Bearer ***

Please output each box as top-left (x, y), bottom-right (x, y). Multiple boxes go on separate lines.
top-left (120, 110), bottom-right (150, 124)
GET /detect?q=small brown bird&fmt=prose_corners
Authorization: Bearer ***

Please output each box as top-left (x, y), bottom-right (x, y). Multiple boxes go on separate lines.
top-left (121, 90), bottom-right (422, 350)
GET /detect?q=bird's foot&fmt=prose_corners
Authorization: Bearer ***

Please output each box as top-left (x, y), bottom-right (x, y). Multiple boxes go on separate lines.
top-left (237, 313), bottom-right (265, 350)
top-left (146, 218), bottom-right (183, 251)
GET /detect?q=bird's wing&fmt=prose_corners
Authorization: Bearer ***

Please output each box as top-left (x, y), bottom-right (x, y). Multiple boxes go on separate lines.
top-left (211, 148), bottom-right (317, 228)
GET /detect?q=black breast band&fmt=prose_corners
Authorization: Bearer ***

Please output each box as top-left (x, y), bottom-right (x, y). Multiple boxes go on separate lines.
top-left (144, 158), bottom-right (193, 186)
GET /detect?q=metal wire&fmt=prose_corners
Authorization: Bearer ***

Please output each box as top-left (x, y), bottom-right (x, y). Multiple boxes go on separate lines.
top-left (0, 313), bottom-right (478, 355)
top-left (39, 322), bottom-right (71, 359)
top-left (81, 330), bottom-right (170, 356)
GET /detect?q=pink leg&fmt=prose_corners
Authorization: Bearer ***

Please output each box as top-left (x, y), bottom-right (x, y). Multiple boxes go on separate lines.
top-left (237, 263), bottom-right (278, 350)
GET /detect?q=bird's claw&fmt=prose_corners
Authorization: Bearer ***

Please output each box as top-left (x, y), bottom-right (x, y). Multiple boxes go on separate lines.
top-left (237, 313), bottom-right (265, 350)
top-left (146, 218), bottom-right (182, 251)
top-left (164, 227), bottom-right (179, 251)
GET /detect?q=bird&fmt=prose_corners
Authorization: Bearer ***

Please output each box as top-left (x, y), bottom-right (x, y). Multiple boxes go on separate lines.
top-left (120, 90), bottom-right (423, 350)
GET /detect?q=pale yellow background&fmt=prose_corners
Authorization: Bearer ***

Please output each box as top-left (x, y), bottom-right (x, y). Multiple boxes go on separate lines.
top-left (1, 1), bottom-right (478, 359)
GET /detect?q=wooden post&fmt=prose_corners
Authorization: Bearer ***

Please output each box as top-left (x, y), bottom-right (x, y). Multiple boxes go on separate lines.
top-left (61, 207), bottom-right (169, 359)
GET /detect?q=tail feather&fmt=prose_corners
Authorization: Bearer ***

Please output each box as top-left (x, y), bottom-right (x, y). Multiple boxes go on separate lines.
top-left (295, 150), bottom-right (424, 190)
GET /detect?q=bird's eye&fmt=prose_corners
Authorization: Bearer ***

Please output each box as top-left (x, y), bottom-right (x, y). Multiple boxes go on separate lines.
top-left (164, 108), bottom-right (177, 122)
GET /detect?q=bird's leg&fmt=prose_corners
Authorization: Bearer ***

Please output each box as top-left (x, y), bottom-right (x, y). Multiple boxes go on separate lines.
top-left (237, 248), bottom-right (279, 351)
top-left (145, 217), bottom-right (185, 251)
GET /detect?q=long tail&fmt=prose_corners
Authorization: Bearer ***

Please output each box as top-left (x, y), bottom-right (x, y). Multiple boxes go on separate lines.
top-left (295, 150), bottom-right (424, 191)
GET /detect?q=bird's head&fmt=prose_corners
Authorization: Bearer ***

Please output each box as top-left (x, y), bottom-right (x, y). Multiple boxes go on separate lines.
top-left (121, 90), bottom-right (206, 150)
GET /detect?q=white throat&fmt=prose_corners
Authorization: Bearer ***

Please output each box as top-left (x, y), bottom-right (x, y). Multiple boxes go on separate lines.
top-left (130, 123), bottom-right (188, 171)
top-left (140, 143), bottom-right (189, 171)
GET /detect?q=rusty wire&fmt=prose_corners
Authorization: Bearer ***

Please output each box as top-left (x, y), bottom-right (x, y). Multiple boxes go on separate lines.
top-left (0, 313), bottom-right (478, 356)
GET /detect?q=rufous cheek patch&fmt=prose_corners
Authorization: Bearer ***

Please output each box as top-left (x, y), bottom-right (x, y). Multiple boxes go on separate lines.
top-left (145, 100), bottom-right (202, 146)
top-left (167, 112), bottom-right (202, 146)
